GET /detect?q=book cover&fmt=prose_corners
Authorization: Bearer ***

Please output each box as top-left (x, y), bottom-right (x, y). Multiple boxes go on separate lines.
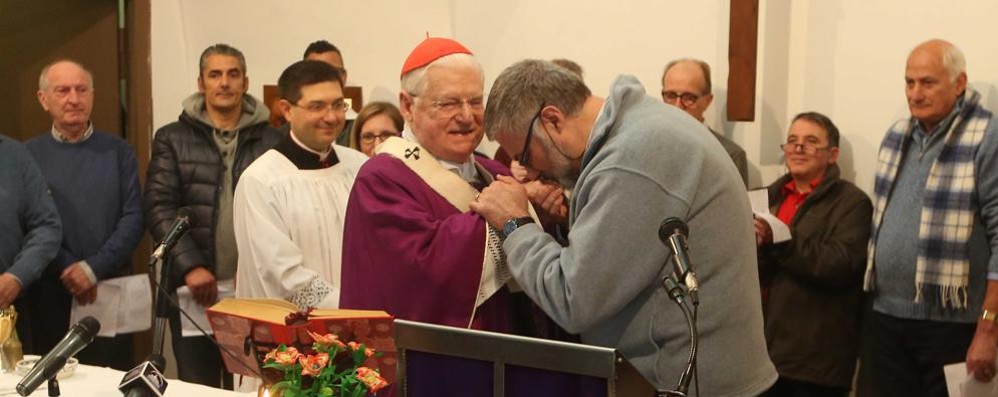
top-left (206, 298), bottom-right (396, 383)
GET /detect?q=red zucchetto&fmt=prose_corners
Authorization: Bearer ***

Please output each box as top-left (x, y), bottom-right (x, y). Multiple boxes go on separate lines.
top-left (400, 36), bottom-right (473, 78)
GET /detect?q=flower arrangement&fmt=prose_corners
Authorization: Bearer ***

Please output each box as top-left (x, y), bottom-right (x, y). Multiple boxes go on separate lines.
top-left (263, 329), bottom-right (388, 397)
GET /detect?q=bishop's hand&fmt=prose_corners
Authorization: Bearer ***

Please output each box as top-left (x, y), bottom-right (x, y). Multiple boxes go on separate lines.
top-left (470, 175), bottom-right (530, 230)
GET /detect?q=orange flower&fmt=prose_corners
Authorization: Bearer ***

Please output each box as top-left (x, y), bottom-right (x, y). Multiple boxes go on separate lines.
top-left (264, 346), bottom-right (301, 366)
top-left (308, 330), bottom-right (346, 349)
top-left (348, 341), bottom-right (375, 358)
top-left (356, 367), bottom-right (388, 392)
top-left (298, 353), bottom-right (330, 377)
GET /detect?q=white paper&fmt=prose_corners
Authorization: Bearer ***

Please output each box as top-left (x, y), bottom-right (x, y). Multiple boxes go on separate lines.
top-left (945, 362), bottom-right (998, 397)
top-left (115, 275), bottom-right (153, 334)
top-left (748, 189), bottom-right (770, 214)
top-left (69, 275), bottom-right (152, 337)
top-left (747, 189), bottom-right (792, 243)
top-left (177, 279), bottom-right (235, 337)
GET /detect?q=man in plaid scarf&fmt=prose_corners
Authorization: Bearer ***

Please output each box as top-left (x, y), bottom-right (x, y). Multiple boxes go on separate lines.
top-left (860, 39), bottom-right (998, 397)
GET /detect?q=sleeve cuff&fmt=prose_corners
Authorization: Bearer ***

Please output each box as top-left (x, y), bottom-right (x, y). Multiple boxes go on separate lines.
top-left (289, 277), bottom-right (333, 310)
top-left (77, 261), bottom-right (99, 285)
top-left (4, 273), bottom-right (22, 287)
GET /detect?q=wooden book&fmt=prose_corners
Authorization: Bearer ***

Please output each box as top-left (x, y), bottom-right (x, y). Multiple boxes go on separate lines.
top-left (206, 298), bottom-right (396, 382)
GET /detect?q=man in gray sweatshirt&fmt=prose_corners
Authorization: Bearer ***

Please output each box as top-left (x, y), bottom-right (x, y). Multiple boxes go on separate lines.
top-left (472, 59), bottom-right (776, 396)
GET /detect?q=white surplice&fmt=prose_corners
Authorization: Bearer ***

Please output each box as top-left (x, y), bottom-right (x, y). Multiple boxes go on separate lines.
top-left (233, 145), bottom-right (366, 309)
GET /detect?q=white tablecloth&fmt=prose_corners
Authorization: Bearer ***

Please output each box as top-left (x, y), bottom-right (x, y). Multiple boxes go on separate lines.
top-left (0, 364), bottom-right (254, 396)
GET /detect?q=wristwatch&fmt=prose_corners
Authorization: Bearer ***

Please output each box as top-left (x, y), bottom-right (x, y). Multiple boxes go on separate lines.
top-left (502, 217), bottom-right (535, 238)
top-left (982, 309), bottom-right (998, 323)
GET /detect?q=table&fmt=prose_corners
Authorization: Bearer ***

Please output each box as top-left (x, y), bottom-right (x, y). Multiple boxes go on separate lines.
top-left (0, 364), bottom-right (253, 396)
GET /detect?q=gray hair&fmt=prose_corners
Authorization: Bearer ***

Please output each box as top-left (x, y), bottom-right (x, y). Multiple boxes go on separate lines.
top-left (662, 58), bottom-right (712, 94)
top-left (483, 59), bottom-right (591, 140)
top-left (940, 42), bottom-right (967, 83)
top-left (38, 59), bottom-right (94, 91)
top-left (198, 43), bottom-right (247, 76)
top-left (400, 53), bottom-right (483, 96)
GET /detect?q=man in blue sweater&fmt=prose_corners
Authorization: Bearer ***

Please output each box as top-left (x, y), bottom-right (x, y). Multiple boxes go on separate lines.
top-left (2, 133), bottom-right (62, 340)
top-left (24, 60), bottom-right (144, 371)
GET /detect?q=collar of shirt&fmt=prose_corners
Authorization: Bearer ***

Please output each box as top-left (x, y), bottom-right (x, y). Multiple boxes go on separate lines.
top-left (402, 127), bottom-right (479, 182)
top-left (781, 175), bottom-right (823, 197)
top-left (290, 130), bottom-right (333, 162)
top-left (776, 176), bottom-right (822, 225)
top-left (913, 94), bottom-right (965, 151)
top-left (51, 122), bottom-right (94, 143)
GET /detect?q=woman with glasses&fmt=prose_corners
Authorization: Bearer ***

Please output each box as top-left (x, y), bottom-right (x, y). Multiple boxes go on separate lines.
top-left (348, 102), bottom-right (404, 157)
top-left (755, 112), bottom-right (872, 397)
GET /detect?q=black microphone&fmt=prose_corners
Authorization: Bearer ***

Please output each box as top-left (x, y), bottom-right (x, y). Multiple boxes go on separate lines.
top-left (17, 316), bottom-right (100, 396)
top-left (658, 217), bottom-right (700, 300)
top-left (150, 207), bottom-right (198, 262)
top-left (118, 355), bottom-right (168, 397)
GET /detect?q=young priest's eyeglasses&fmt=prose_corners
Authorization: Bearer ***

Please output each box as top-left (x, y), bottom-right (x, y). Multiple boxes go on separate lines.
top-left (291, 100), bottom-right (350, 115)
top-left (520, 105), bottom-right (545, 168)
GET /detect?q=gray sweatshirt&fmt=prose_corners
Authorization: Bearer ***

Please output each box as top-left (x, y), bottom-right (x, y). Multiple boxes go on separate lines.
top-left (505, 75), bottom-right (776, 396)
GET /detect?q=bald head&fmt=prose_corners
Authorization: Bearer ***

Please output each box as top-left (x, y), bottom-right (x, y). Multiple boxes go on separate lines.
top-left (909, 39), bottom-right (966, 82)
top-left (661, 59), bottom-right (714, 122)
top-left (39, 60), bottom-right (93, 91)
top-left (905, 39), bottom-right (967, 132)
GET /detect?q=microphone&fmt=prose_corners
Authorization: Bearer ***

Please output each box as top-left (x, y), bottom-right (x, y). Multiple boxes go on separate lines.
top-left (17, 316), bottom-right (100, 396)
top-left (118, 355), bottom-right (168, 397)
top-left (658, 217), bottom-right (700, 301)
top-left (150, 207), bottom-right (198, 262)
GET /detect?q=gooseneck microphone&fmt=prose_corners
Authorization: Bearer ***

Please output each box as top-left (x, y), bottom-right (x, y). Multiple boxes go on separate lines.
top-left (658, 217), bottom-right (700, 300)
top-left (150, 207), bottom-right (198, 263)
top-left (656, 217), bottom-right (701, 397)
top-left (17, 316), bottom-right (101, 396)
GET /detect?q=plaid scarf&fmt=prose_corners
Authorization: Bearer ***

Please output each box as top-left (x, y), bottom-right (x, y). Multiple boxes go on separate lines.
top-left (863, 89), bottom-right (991, 309)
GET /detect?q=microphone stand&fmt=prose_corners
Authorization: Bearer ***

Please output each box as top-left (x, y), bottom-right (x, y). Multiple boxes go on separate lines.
top-left (656, 273), bottom-right (699, 397)
top-left (142, 240), bottom-right (265, 382)
top-left (47, 378), bottom-right (59, 397)
top-left (147, 256), bottom-right (172, 369)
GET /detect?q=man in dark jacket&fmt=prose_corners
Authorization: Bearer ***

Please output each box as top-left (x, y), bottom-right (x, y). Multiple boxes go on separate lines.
top-left (143, 43), bottom-right (282, 388)
top-left (755, 112), bottom-right (872, 396)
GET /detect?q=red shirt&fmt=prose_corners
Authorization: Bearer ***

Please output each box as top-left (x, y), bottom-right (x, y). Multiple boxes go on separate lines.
top-left (775, 177), bottom-right (822, 226)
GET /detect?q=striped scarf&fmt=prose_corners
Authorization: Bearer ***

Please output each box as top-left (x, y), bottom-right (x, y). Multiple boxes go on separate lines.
top-left (863, 89), bottom-right (991, 309)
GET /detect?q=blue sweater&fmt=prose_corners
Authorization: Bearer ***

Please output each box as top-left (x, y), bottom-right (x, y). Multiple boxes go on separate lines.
top-left (0, 134), bottom-right (61, 288)
top-left (873, 100), bottom-right (998, 323)
top-left (26, 131), bottom-right (143, 279)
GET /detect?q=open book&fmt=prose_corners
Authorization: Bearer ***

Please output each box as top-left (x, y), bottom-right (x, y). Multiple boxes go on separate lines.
top-left (206, 298), bottom-right (396, 382)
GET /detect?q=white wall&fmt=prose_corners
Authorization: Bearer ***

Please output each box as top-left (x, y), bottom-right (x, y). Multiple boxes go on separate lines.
top-left (152, 0), bottom-right (998, 193)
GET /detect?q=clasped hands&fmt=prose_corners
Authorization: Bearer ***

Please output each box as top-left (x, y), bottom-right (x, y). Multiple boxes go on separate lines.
top-left (470, 175), bottom-right (568, 231)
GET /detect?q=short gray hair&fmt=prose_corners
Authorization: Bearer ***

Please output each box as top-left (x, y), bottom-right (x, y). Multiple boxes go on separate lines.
top-left (38, 59), bottom-right (93, 91)
top-left (483, 59), bottom-right (591, 140)
top-left (940, 42), bottom-right (967, 83)
top-left (662, 58), bottom-right (712, 94)
top-left (400, 53), bottom-right (483, 96)
top-left (199, 43), bottom-right (247, 76)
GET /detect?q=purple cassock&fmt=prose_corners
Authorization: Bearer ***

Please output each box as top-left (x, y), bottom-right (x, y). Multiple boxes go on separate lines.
top-left (340, 153), bottom-right (602, 397)
top-left (339, 153), bottom-right (512, 332)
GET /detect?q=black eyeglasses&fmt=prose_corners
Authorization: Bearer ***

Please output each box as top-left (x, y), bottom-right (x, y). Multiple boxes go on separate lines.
top-left (661, 90), bottom-right (702, 107)
top-left (520, 105), bottom-right (545, 167)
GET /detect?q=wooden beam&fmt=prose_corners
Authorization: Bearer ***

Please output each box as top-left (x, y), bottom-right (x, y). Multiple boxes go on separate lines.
top-left (727, 0), bottom-right (759, 121)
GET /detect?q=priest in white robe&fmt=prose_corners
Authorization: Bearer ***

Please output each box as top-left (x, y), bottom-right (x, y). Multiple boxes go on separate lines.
top-left (234, 60), bottom-right (365, 309)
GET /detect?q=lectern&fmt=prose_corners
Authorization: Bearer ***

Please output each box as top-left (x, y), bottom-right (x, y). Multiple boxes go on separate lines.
top-left (394, 319), bottom-right (655, 397)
